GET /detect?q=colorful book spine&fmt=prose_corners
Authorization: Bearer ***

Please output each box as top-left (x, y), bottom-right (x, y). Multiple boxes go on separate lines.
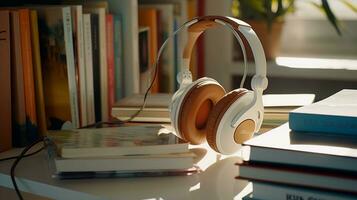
top-left (83, 14), bottom-right (96, 125)
top-left (90, 13), bottom-right (102, 122)
top-left (106, 14), bottom-right (115, 121)
top-left (62, 7), bottom-right (80, 128)
top-left (113, 15), bottom-right (124, 101)
top-left (10, 10), bottom-right (27, 147)
top-left (72, 5), bottom-right (87, 127)
top-left (138, 7), bottom-right (159, 93)
top-left (19, 9), bottom-right (38, 144)
top-left (95, 7), bottom-right (109, 122)
top-left (30, 10), bottom-right (47, 136)
top-left (0, 10), bottom-right (12, 152)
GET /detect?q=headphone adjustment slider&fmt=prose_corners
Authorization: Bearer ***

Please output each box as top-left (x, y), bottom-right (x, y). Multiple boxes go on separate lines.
top-left (251, 75), bottom-right (268, 92)
top-left (177, 59), bottom-right (193, 88)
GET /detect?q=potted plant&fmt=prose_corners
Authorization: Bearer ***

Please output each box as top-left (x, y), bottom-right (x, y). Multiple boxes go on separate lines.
top-left (231, 0), bottom-right (354, 60)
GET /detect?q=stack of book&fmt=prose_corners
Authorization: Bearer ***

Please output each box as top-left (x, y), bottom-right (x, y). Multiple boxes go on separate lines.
top-left (48, 125), bottom-right (198, 179)
top-left (261, 94), bottom-right (315, 131)
top-left (238, 89), bottom-right (357, 199)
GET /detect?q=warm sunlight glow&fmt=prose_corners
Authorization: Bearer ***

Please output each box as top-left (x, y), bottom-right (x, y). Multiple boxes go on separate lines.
top-left (276, 57), bottom-right (357, 70)
top-left (189, 183), bottom-right (201, 192)
top-left (192, 143), bottom-right (220, 170)
top-left (234, 182), bottom-right (253, 200)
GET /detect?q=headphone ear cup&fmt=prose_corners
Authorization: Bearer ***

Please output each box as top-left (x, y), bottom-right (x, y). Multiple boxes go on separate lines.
top-left (206, 89), bottom-right (248, 153)
top-left (178, 81), bottom-right (225, 145)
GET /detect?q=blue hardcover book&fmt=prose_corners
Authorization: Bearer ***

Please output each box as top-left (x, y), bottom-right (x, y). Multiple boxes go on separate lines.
top-left (289, 89), bottom-right (357, 136)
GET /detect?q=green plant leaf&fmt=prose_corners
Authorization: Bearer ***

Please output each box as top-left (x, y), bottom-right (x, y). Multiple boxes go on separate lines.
top-left (276, 0), bottom-right (295, 18)
top-left (340, 0), bottom-right (357, 13)
top-left (321, 0), bottom-right (342, 35)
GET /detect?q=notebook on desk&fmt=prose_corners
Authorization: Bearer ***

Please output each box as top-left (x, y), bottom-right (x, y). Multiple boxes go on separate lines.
top-left (242, 124), bottom-right (357, 172)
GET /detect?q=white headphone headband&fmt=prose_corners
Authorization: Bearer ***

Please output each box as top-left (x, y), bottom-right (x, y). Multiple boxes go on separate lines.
top-left (182, 16), bottom-right (267, 91)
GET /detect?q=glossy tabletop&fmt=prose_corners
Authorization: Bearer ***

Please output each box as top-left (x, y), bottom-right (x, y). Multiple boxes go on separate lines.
top-left (0, 143), bottom-right (252, 200)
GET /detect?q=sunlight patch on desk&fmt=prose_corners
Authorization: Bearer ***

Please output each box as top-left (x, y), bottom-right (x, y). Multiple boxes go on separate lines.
top-left (234, 182), bottom-right (252, 200)
top-left (189, 182), bottom-right (200, 192)
top-left (192, 143), bottom-right (220, 170)
top-left (276, 57), bottom-right (357, 70)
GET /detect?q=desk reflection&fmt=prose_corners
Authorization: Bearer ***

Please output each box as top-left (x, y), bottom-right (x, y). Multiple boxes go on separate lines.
top-left (66, 143), bottom-right (250, 200)
top-left (0, 142), bottom-right (251, 200)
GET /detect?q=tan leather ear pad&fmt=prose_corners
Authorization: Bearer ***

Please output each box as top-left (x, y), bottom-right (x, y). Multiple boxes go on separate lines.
top-left (206, 89), bottom-right (248, 152)
top-left (178, 81), bottom-right (225, 145)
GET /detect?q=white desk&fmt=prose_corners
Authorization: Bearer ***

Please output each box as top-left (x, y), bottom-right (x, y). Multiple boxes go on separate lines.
top-left (0, 143), bottom-right (252, 200)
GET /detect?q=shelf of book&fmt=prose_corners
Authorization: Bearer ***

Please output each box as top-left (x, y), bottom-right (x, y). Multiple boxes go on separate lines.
top-left (0, 0), bottom-right (205, 151)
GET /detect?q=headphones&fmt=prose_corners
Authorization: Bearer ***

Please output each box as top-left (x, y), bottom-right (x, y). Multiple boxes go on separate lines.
top-left (161, 16), bottom-right (268, 155)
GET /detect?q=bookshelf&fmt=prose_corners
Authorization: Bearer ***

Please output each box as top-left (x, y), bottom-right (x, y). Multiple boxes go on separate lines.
top-left (0, 0), bottom-right (204, 151)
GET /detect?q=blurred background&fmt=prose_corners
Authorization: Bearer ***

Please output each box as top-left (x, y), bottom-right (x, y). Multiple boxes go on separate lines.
top-left (204, 0), bottom-right (357, 100)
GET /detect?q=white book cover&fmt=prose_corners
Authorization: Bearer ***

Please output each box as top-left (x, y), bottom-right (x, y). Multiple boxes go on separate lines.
top-left (54, 152), bottom-right (195, 172)
top-left (291, 89), bottom-right (357, 117)
top-left (62, 7), bottom-right (80, 128)
top-left (83, 14), bottom-right (96, 125)
top-left (263, 94), bottom-right (315, 107)
top-left (243, 124), bottom-right (357, 172)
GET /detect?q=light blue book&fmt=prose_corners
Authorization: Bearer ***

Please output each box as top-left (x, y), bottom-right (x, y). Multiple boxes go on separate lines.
top-left (114, 15), bottom-right (124, 101)
top-left (289, 89), bottom-right (357, 136)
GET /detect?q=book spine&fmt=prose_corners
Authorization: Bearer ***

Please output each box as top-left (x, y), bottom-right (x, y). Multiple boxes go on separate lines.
top-left (253, 182), bottom-right (356, 200)
top-left (0, 10), bottom-right (12, 152)
top-left (98, 8), bottom-right (108, 122)
top-left (30, 10), bottom-right (47, 136)
top-left (91, 14), bottom-right (102, 122)
top-left (19, 9), bottom-right (38, 143)
top-left (10, 11), bottom-right (27, 147)
top-left (62, 7), bottom-right (80, 128)
top-left (138, 27), bottom-right (149, 94)
top-left (106, 14), bottom-right (115, 121)
top-left (83, 14), bottom-right (96, 125)
top-left (113, 16), bottom-right (124, 101)
top-left (137, 7), bottom-right (159, 93)
top-left (289, 112), bottom-right (357, 136)
top-left (73, 6), bottom-right (87, 127)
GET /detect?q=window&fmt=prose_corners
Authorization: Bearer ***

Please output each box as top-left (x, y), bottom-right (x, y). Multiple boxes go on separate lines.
top-left (280, 0), bottom-right (357, 57)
